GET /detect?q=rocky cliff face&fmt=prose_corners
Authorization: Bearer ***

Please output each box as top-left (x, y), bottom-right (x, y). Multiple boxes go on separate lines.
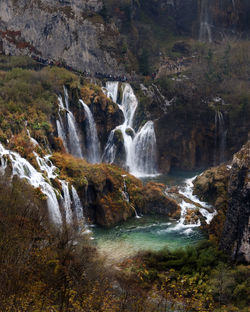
top-left (220, 139), bottom-right (250, 263)
top-left (0, 0), bottom-right (125, 74)
top-left (0, 0), bottom-right (249, 76)
top-left (193, 139), bottom-right (250, 263)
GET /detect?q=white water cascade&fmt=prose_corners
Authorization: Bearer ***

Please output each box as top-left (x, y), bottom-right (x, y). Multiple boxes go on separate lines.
top-left (79, 100), bottom-right (101, 164)
top-left (129, 121), bottom-right (158, 176)
top-left (199, 0), bottom-right (212, 42)
top-left (0, 142), bottom-right (91, 229)
top-left (0, 144), bottom-right (62, 224)
top-left (214, 111), bottom-right (227, 165)
top-left (165, 176), bottom-right (217, 234)
top-left (72, 185), bottom-right (84, 221)
top-left (103, 82), bottom-right (158, 177)
top-left (105, 81), bottom-right (119, 103)
top-left (61, 181), bottom-right (73, 224)
top-left (56, 88), bottom-right (83, 158)
top-left (179, 177), bottom-right (217, 225)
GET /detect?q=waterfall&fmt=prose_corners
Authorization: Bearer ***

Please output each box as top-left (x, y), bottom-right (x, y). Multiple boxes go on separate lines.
top-left (178, 177), bottom-right (217, 225)
top-left (72, 185), bottom-right (84, 221)
top-left (56, 88), bottom-right (83, 158)
top-left (0, 144), bottom-right (63, 224)
top-left (129, 121), bottom-right (158, 177)
top-left (102, 130), bottom-right (117, 164)
top-left (105, 81), bottom-right (119, 103)
top-left (0, 143), bottom-right (89, 227)
top-left (103, 82), bottom-right (158, 177)
top-left (121, 175), bottom-right (130, 203)
top-left (214, 111), bottom-right (227, 165)
top-left (61, 181), bottom-right (73, 224)
top-left (56, 117), bottom-right (68, 152)
top-left (71, 186), bottom-right (91, 233)
top-left (66, 111), bottom-right (83, 158)
top-left (199, 0), bottom-right (212, 42)
top-left (80, 100), bottom-right (101, 164)
top-left (26, 128), bottom-right (39, 146)
top-left (121, 174), bottom-right (141, 218)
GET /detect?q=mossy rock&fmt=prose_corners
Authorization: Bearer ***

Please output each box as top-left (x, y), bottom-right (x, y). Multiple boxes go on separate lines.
top-left (114, 129), bottom-right (124, 144)
top-left (125, 127), bottom-right (134, 138)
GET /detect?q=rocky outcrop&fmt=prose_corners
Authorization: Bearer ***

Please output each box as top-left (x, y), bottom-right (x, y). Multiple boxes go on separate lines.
top-left (140, 182), bottom-right (181, 219)
top-left (69, 84), bottom-right (124, 152)
top-left (0, 0), bottom-right (123, 74)
top-left (51, 153), bottom-right (181, 227)
top-left (193, 165), bottom-right (230, 208)
top-left (193, 139), bottom-right (250, 263)
top-left (220, 140), bottom-right (250, 263)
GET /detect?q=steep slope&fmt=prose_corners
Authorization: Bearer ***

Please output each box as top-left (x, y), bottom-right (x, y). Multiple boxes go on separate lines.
top-left (0, 0), bottom-right (249, 76)
top-left (220, 139), bottom-right (250, 263)
top-left (193, 139), bottom-right (250, 263)
top-left (0, 0), bottom-right (123, 74)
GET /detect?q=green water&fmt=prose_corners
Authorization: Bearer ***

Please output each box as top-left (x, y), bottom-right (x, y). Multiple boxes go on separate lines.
top-left (92, 214), bottom-right (204, 262)
top-left (92, 172), bottom-right (205, 262)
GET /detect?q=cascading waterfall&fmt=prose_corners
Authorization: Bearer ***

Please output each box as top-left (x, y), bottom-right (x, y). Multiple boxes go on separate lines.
top-left (165, 176), bottom-right (217, 234)
top-left (103, 82), bottom-right (158, 177)
top-left (56, 117), bottom-right (68, 152)
top-left (105, 81), bottom-right (119, 103)
top-left (56, 89), bottom-right (83, 158)
top-left (72, 185), bottom-right (84, 221)
top-left (214, 111), bottom-right (227, 165)
top-left (0, 144), bottom-right (62, 224)
top-left (121, 174), bottom-right (141, 218)
top-left (179, 177), bottom-right (216, 225)
top-left (129, 121), bottom-right (158, 177)
top-left (79, 100), bottom-right (101, 163)
top-left (102, 130), bottom-right (117, 164)
top-left (121, 175), bottom-right (130, 203)
top-left (199, 0), bottom-right (212, 42)
top-left (61, 181), bottom-right (73, 224)
top-left (34, 152), bottom-right (89, 227)
top-left (0, 142), bottom-right (90, 228)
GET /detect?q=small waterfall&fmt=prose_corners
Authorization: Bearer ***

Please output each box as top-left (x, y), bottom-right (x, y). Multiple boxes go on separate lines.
top-left (102, 130), bottom-right (117, 164)
top-left (102, 84), bottom-right (137, 168)
top-left (103, 82), bottom-right (158, 177)
top-left (105, 81), bottom-right (119, 103)
top-left (178, 177), bottom-right (217, 225)
top-left (80, 100), bottom-right (101, 164)
top-left (199, 0), bottom-right (212, 42)
top-left (120, 83), bottom-right (138, 128)
top-left (121, 174), bottom-right (141, 218)
top-left (56, 89), bottom-right (83, 158)
top-left (129, 121), bottom-right (158, 177)
top-left (61, 181), bottom-right (73, 224)
top-left (121, 175), bottom-right (130, 203)
top-left (72, 186), bottom-right (84, 221)
top-left (71, 186), bottom-right (91, 233)
top-left (67, 111), bottom-right (83, 158)
top-left (26, 128), bottom-right (39, 146)
top-left (214, 111), bottom-right (227, 165)
top-left (56, 117), bottom-right (68, 152)
top-left (0, 144), bottom-right (62, 224)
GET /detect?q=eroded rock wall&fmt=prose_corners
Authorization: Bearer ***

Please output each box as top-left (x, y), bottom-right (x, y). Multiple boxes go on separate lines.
top-left (220, 139), bottom-right (250, 263)
top-left (0, 0), bottom-right (124, 74)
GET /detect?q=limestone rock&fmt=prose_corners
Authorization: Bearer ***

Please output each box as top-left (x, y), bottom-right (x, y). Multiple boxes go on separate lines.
top-left (220, 140), bottom-right (250, 263)
top-left (0, 0), bottom-right (122, 74)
